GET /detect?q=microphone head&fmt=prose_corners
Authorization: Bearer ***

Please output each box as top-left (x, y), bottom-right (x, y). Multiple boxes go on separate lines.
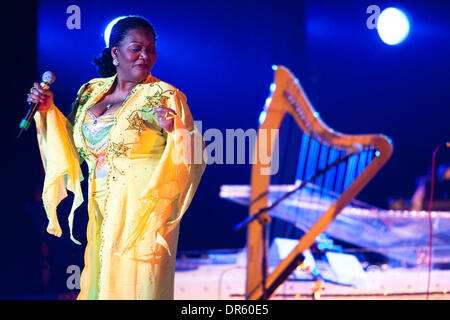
top-left (42, 71), bottom-right (56, 84)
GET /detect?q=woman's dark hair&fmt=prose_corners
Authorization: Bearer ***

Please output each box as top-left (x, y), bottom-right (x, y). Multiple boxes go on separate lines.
top-left (93, 15), bottom-right (157, 78)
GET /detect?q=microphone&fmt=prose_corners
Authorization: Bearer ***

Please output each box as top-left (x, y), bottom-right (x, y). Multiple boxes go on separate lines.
top-left (18, 71), bottom-right (56, 139)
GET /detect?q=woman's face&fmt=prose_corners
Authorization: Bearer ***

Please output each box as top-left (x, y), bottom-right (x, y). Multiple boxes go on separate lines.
top-left (112, 27), bottom-right (157, 83)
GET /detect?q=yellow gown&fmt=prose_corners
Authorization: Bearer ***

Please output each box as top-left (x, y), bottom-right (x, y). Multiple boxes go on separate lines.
top-left (33, 73), bottom-right (205, 299)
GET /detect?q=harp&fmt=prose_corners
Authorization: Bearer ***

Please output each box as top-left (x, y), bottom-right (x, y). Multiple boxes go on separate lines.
top-left (244, 66), bottom-right (393, 300)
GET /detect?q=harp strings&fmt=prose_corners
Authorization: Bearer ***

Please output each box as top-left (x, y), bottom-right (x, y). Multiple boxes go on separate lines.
top-left (269, 126), bottom-right (376, 241)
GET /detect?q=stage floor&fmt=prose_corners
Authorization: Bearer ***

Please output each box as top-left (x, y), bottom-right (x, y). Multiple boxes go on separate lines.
top-left (174, 249), bottom-right (450, 300)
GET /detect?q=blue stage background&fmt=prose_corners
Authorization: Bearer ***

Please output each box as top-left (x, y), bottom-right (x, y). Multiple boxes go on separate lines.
top-left (1, 0), bottom-right (448, 298)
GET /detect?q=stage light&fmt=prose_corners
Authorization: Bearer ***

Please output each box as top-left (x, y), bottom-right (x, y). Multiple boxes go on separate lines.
top-left (377, 8), bottom-right (410, 45)
top-left (104, 16), bottom-right (127, 47)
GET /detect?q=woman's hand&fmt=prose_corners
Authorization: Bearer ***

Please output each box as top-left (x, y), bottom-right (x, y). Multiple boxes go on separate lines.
top-left (152, 107), bottom-right (177, 132)
top-left (26, 82), bottom-right (54, 112)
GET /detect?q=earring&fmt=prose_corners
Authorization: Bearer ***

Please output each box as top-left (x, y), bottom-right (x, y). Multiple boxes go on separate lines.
top-left (113, 59), bottom-right (119, 66)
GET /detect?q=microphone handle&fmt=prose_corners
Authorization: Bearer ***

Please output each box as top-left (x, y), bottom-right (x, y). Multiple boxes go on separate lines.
top-left (17, 82), bottom-right (47, 139)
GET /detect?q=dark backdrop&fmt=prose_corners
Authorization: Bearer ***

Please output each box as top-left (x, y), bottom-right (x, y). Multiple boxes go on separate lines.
top-left (1, 0), bottom-right (448, 298)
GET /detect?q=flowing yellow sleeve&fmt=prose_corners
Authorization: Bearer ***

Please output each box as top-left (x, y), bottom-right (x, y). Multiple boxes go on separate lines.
top-left (161, 90), bottom-right (206, 233)
top-left (118, 89), bottom-right (206, 255)
top-left (166, 89), bottom-right (206, 229)
top-left (34, 103), bottom-right (84, 244)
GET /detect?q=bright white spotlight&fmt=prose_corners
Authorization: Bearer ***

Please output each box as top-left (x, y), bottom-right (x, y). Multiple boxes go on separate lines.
top-left (104, 16), bottom-right (127, 47)
top-left (377, 8), bottom-right (410, 45)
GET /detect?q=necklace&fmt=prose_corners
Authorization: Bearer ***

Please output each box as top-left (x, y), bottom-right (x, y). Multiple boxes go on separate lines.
top-left (92, 104), bottom-right (114, 125)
